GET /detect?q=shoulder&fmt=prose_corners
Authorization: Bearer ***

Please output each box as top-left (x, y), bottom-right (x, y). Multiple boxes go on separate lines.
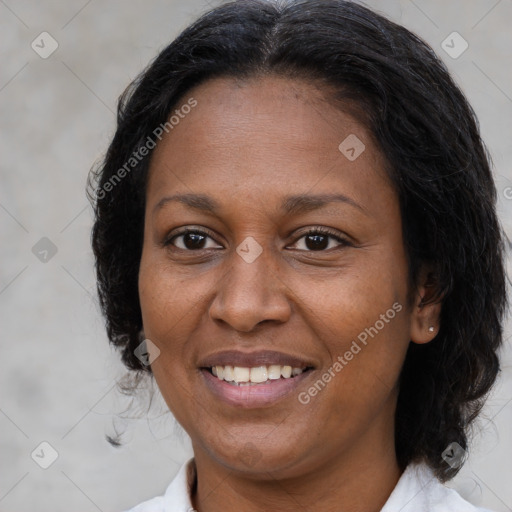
top-left (381, 462), bottom-right (495, 512)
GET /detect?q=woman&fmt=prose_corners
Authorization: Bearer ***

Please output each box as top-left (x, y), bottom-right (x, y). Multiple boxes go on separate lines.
top-left (88, 0), bottom-right (508, 510)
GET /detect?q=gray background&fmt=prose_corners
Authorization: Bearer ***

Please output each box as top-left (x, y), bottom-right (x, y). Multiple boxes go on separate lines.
top-left (1, 0), bottom-right (511, 510)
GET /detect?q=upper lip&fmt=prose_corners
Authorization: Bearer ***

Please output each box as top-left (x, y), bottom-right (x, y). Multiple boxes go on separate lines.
top-left (198, 350), bottom-right (316, 369)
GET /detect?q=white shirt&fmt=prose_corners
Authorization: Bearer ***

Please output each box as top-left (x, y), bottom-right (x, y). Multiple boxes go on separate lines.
top-left (124, 457), bottom-right (494, 512)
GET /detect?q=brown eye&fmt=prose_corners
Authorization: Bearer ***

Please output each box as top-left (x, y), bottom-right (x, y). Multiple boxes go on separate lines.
top-left (166, 229), bottom-right (223, 251)
top-left (289, 228), bottom-right (350, 252)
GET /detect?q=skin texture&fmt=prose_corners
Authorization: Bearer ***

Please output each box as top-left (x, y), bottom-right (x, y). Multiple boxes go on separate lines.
top-left (138, 75), bottom-right (441, 512)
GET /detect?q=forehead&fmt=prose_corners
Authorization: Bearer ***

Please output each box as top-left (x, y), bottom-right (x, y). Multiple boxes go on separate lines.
top-left (146, 75), bottom-right (393, 214)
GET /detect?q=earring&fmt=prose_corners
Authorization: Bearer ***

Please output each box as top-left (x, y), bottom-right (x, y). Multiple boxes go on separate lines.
top-left (428, 326), bottom-right (435, 332)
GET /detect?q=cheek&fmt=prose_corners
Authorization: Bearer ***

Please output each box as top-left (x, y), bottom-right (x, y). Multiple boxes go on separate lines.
top-left (138, 255), bottom-right (187, 360)
top-left (296, 253), bottom-right (408, 342)
top-left (138, 258), bottom-right (202, 424)
top-left (138, 249), bottom-right (202, 332)
top-left (138, 253), bottom-right (216, 385)
top-left (296, 246), bottom-right (411, 392)
top-left (298, 287), bottom-right (409, 443)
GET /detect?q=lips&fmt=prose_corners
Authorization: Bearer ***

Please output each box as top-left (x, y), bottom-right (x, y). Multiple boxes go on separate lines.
top-left (198, 350), bottom-right (316, 407)
top-left (198, 349), bottom-right (316, 369)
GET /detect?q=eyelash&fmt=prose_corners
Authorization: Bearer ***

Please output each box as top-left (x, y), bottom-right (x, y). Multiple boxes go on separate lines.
top-left (164, 226), bottom-right (351, 252)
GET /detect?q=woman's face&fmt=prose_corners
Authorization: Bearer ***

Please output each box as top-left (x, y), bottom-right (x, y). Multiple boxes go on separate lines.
top-left (138, 75), bottom-right (426, 478)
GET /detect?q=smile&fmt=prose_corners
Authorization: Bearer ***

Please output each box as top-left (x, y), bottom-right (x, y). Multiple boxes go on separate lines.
top-left (210, 364), bottom-right (309, 385)
top-left (200, 365), bottom-right (314, 408)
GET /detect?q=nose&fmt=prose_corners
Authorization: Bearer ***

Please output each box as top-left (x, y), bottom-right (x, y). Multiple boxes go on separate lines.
top-left (208, 246), bottom-right (292, 333)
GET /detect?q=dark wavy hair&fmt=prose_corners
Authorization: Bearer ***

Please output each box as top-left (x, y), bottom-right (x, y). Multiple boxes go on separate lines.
top-left (88, 0), bottom-right (508, 481)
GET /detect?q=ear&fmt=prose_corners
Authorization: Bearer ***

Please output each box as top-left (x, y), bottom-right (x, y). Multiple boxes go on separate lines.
top-left (409, 264), bottom-right (442, 345)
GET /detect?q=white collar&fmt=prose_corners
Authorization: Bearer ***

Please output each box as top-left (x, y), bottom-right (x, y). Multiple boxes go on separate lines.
top-left (380, 462), bottom-right (492, 511)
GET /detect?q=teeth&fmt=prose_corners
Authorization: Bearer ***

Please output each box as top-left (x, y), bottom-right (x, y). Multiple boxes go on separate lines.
top-left (268, 365), bottom-right (282, 380)
top-left (210, 364), bottom-right (307, 384)
top-left (223, 365), bottom-right (234, 381)
top-left (233, 366), bottom-right (250, 383)
top-left (250, 366), bottom-right (268, 383)
top-left (281, 365), bottom-right (292, 378)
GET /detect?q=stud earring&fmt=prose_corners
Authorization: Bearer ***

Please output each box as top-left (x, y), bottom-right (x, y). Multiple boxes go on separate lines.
top-left (428, 326), bottom-right (435, 332)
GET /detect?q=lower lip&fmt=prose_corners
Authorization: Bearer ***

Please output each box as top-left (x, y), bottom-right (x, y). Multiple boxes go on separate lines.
top-left (200, 368), bottom-right (313, 408)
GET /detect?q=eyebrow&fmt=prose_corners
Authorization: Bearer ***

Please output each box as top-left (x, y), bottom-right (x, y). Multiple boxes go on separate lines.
top-left (153, 192), bottom-right (366, 216)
